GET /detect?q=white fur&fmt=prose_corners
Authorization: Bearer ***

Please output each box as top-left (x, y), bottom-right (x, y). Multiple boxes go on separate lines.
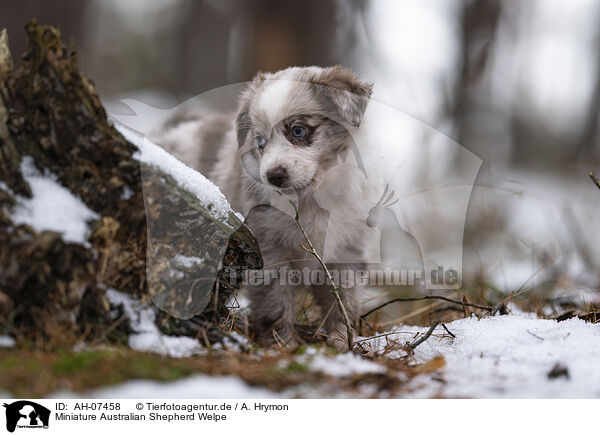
top-left (255, 80), bottom-right (293, 126)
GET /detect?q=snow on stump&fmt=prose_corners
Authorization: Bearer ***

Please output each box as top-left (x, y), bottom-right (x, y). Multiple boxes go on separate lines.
top-left (0, 23), bottom-right (262, 343)
top-left (117, 123), bottom-right (262, 321)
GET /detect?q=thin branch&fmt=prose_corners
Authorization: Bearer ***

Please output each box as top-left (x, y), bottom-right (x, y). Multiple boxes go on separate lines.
top-left (442, 323), bottom-right (456, 338)
top-left (527, 330), bottom-right (544, 341)
top-left (375, 295), bottom-right (458, 328)
top-left (361, 295), bottom-right (496, 321)
top-left (353, 330), bottom-right (420, 344)
top-left (407, 320), bottom-right (441, 350)
top-left (290, 200), bottom-right (354, 350)
top-left (590, 172), bottom-right (600, 191)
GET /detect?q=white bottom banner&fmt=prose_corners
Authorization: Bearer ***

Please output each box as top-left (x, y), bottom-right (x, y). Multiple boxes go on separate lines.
top-left (0, 399), bottom-right (592, 434)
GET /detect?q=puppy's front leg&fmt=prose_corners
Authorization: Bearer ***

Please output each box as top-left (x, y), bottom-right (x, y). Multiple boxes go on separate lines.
top-left (247, 265), bottom-right (297, 348)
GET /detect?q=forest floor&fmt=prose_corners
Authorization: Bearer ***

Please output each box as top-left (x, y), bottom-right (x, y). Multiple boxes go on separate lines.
top-left (2, 295), bottom-right (599, 399)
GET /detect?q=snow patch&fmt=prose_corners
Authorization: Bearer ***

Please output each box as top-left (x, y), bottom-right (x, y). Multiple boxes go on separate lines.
top-left (10, 157), bottom-right (99, 244)
top-left (0, 335), bottom-right (15, 348)
top-left (309, 352), bottom-right (386, 377)
top-left (106, 289), bottom-right (203, 358)
top-left (173, 254), bottom-right (204, 268)
top-left (120, 185), bottom-right (134, 200)
top-left (363, 314), bottom-right (600, 398)
top-left (65, 375), bottom-right (281, 399)
top-left (221, 331), bottom-right (251, 353)
top-left (0, 181), bottom-right (12, 195)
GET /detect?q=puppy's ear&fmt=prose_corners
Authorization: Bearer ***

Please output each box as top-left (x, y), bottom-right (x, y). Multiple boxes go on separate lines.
top-left (236, 72), bottom-right (265, 148)
top-left (311, 66), bottom-right (373, 127)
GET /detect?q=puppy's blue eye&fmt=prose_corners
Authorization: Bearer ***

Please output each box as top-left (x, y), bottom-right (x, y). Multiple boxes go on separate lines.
top-left (256, 136), bottom-right (266, 149)
top-left (292, 126), bottom-right (306, 138)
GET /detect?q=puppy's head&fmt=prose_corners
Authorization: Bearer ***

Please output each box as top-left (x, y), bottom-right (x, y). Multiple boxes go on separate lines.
top-left (237, 66), bottom-right (372, 194)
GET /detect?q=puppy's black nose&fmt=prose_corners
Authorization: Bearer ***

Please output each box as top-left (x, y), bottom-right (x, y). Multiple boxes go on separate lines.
top-left (267, 166), bottom-right (288, 187)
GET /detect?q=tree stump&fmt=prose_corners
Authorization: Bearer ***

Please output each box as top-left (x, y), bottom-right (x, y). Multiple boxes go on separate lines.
top-left (0, 22), bottom-right (261, 344)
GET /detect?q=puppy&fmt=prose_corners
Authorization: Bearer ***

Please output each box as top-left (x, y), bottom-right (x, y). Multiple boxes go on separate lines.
top-left (154, 66), bottom-right (376, 349)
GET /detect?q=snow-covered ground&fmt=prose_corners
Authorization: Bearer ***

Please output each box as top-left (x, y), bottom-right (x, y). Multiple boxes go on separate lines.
top-left (4, 292), bottom-right (597, 398)
top-left (49, 313), bottom-right (600, 399)
top-left (363, 313), bottom-right (600, 398)
top-left (76, 293), bottom-right (600, 398)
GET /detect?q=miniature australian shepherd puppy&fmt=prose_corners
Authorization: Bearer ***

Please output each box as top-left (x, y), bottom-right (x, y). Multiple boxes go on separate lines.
top-left (155, 66), bottom-right (379, 350)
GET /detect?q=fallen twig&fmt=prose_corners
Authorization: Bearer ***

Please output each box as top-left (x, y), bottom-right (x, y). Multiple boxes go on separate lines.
top-left (442, 323), bottom-right (456, 338)
top-left (361, 295), bottom-right (497, 321)
top-left (290, 201), bottom-right (354, 350)
top-left (527, 330), bottom-right (544, 341)
top-left (353, 330), bottom-right (421, 344)
top-left (407, 320), bottom-right (441, 350)
top-left (374, 294), bottom-right (459, 328)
